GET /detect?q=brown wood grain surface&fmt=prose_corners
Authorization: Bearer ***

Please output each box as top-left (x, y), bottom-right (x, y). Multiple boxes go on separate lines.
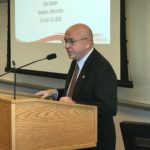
top-left (0, 93), bottom-right (97, 150)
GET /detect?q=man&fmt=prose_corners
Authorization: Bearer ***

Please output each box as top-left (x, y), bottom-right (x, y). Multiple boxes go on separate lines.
top-left (36, 23), bottom-right (117, 150)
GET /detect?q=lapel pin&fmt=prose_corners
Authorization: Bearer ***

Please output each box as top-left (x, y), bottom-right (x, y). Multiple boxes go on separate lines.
top-left (82, 75), bottom-right (85, 79)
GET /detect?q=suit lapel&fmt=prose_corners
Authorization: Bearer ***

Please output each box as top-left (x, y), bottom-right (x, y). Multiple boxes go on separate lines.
top-left (73, 49), bottom-right (96, 99)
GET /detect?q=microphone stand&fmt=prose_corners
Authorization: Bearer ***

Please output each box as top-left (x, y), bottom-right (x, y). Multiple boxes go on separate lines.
top-left (0, 53), bottom-right (57, 99)
top-left (12, 60), bottom-right (16, 99)
top-left (0, 53), bottom-right (57, 77)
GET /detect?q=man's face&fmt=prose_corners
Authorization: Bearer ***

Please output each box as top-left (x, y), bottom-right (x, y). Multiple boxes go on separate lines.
top-left (64, 31), bottom-right (91, 60)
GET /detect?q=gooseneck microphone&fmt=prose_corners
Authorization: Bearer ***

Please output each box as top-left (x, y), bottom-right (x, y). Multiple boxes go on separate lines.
top-left (0, 53), bottom-right (57, 77)
top-left (17, 53), bottom-right (57, 70)
top-left (0, 53), bottom-right (57, 99)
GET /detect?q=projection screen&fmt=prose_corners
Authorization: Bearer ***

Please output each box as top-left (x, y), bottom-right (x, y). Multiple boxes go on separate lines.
top-left (7, 0), bottom-right (133, 87)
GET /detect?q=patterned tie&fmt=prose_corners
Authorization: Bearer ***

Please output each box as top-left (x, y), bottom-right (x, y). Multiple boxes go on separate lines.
top-left (67, 63), bottom-right (79, 98)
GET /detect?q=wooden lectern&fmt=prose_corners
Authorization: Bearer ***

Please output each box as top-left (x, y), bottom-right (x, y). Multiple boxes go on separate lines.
top-left (0, 92), bottom-right (97, 150)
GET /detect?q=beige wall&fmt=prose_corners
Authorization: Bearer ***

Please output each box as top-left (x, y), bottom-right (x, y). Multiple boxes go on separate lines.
top-left (118, 0), bottom-right (150, 105)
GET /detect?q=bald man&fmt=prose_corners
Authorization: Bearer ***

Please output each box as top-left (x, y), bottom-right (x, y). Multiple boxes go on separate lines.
top-left (36, 23), bottom-right (117, 150)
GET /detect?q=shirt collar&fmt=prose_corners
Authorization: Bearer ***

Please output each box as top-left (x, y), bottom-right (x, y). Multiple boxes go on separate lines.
top-left (77, 48), bottom-right (94, 71)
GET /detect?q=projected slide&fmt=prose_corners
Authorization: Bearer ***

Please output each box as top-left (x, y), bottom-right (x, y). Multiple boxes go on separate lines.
top-left (9, 0), bottom-right (121, 80)
top-left (15, 0), bottom-right (110, 44)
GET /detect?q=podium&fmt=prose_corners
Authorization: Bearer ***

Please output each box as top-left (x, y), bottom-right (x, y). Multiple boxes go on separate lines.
top-left (0, 92), bottom-right (97, 150)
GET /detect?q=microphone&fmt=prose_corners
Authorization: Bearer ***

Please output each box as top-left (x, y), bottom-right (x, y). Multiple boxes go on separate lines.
top-left (0, 53), bottom-right (57, 99)
top-left (17, 53), bottom-right (57, 70)
top-left (0, 53), bottom-right (57, 77)
top-left (46, 53), bottom-right (57, 60)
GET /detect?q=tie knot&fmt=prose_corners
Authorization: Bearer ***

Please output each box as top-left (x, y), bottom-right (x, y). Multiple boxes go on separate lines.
top-left (74, 63), bottom-right (79, 76)
top-left (75, 63), bottom-right (79, 70)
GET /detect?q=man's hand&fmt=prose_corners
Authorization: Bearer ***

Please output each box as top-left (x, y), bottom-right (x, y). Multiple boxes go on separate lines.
top-left (59, 96), bottom-right (76, 104)
top-left (35, 89), bottom-right (57, 99)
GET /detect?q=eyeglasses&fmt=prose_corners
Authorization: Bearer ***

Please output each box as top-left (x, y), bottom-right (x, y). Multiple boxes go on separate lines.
top-left (62, 37), bottom-right (89, 46)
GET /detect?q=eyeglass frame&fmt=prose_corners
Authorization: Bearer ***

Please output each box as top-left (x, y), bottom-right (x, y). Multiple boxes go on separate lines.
top-left (62, 37), bottom-right (89, 46)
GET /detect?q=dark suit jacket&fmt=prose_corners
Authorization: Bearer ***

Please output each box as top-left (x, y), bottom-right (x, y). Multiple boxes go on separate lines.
top-left (58, 48), bottom-right (117, 150)
top-left (59, 48), bottom-right (117, 116)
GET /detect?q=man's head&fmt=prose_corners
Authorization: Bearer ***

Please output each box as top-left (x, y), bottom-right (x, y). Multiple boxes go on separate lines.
top-left (63, 23), bottom-right (94, 60)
